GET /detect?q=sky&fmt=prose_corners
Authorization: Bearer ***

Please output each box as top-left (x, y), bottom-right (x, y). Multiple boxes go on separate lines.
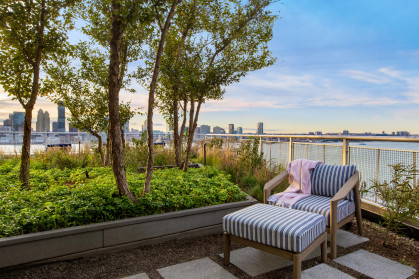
top-left (1, 0), bottom-right (419, 134)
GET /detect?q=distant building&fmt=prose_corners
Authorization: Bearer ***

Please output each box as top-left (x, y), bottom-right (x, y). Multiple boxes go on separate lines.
top-left (57, 103), bottom-right (66, 132)
top-left (228, 124), bottom-right (234, 134)
top-left (0, 125), bottom-right (11, 131)
top-left (12, 111), bottom-right (25, 132)
top-left (200, 125), bottom-right (211, 135)
top-left (69, 124), bottom-right (79, 133)
top-left (52, 121), bottom-right (58, 132)
top-left (397, 131), bottom-right (410, 136)
top-left (36, 109), bottom-right (50, 132)
top-left (123, 121), bottom-right (129, 133)
top-left (315, 131), bottom-right (322, 135)
top-left (3, 116), bottom-right (12, 128)
top-left (131, 128), bottom-right (139, 133)
top-left (257, 122), bottom-right (263, 135)
top-left (142, 120), bottom-right (147, 132)
top-left (342, 130), bottom-right (349, 136)
top-left (213, 126), bottom-right (225, 134)
top-left (308, 132), bottom-right (315, 135)
top-left (236, 127), bottom-right (243, 134)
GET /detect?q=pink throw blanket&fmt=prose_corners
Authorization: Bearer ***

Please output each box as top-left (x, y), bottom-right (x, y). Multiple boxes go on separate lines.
top-left (272, 159), bottom-right (323, 208)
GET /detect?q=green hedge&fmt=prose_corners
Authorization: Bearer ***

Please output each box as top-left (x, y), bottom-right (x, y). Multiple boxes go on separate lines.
top-left (0, 161), bottom-right (246, 238)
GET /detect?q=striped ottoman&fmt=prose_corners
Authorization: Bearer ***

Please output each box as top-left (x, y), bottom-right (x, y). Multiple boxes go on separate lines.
top-left (223, 204), bottom-right (327, 279)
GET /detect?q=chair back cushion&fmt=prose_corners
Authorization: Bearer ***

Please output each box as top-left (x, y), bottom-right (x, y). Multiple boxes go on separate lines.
top-left (310, 164), bottom-right (356, 201)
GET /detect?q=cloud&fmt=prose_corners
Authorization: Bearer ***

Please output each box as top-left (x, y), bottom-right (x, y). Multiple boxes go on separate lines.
top-left (340, 70), bottom-right (392, 84)
top-left (379, 67), bottom-right (401, 78)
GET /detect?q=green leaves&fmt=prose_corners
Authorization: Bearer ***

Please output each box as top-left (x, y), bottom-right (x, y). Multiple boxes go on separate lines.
top-left (0, 163), bottom-right (246, 238)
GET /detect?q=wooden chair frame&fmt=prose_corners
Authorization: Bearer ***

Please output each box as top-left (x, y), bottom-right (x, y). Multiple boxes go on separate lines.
top-left (263, 170), bottom-right (363, 259)
top-left (223, 232), bottom-right (327, 279)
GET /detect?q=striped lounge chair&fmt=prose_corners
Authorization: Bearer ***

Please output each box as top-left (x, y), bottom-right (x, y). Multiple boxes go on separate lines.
top-left (223, 204), bottom-right (327, 279)
top-left (264, 164), bottom-right (363, 259)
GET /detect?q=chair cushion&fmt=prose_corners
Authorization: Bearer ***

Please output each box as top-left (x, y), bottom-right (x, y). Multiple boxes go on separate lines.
top-left (292, 195), bottom-right (355, 226)
top-left (311, 164), bottom-right (356, 201)
top-left (223, 204), bottom-right (326, 253)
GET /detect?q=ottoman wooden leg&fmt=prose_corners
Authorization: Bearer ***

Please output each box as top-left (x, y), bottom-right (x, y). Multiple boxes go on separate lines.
top-left (223, 233), bottom-right (231, 265)
top-left (321, 238), bottom-right (327, 263)
top-left (293, 254), bottom-right (302, 279)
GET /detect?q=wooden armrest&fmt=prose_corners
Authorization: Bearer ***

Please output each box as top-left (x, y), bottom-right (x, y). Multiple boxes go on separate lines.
top-left (263, 170), bottom-right (288, 203)
top-left (330, 170), bottom-right (359, 203)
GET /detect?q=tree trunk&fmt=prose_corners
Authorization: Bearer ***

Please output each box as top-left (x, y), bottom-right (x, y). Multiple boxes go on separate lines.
top-left (19, 0), bottom-right (45, 188)
top-left (144, 0), bottom-right (181, 194)
top-left (183, 97), bottom-right (203, 172)
top-left (108, 0), bottom-right (136, 202)
top-left (90, 130), bottom-right (105, 166)
top-left (183, 100), bottom-right (195, 172)
top-left (19, 106), bottom-right (34, 187)
top-left (172, 97), bottom-right (182, 166)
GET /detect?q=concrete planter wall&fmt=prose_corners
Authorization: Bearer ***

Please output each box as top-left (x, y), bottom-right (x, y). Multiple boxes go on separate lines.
top-left (0, 195), bottom-right (256, 269)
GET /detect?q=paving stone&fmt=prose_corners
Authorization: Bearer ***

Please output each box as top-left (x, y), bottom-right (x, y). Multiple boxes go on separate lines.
top-left (334, 249), bottom-right (417, 279)
top-left (121, 273), bottom-right (150, 279)
top-left (220, 246), bottom-right (329, 277)
top-left (157, 257), bottom-right (237, 279)
top-left (302, 264), bottom-right (355, 279)
top-left (327, 230), bottom-right (369, 248)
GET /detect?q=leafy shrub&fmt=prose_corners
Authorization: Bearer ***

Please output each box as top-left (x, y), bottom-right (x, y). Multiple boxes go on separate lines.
top-left (370, 163), bottom-right (419, 246)
top-left (0, 164), bottom-right (246, 237)
top-left (32, 147), bottom-right (100, 170)
top-left (195, 138), bottom-right (285, 201)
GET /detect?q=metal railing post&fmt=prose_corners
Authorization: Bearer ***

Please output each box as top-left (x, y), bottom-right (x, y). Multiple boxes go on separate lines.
top-left (259, 136), bottom-right (263, 156)
top-left (203, 143), bottom-right (207, 166)
top-left (289, 137), bottom-right (294, 162)
top-left (323, 144), bottom-right (326, 163)
top-left (375, 149), bottom-right (380, 202)
top-left (342, 138), bottom-right (349, 165)
top-left (413, 152), bottom-right (417, 187)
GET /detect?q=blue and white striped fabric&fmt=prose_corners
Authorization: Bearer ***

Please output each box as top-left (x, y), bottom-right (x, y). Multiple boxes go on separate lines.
top-left (311, 164), bottom-right (356, 201)
top-left (223, 204), bottom-right (326, 253)
top-left (292, 195), bottom-right (355, 226)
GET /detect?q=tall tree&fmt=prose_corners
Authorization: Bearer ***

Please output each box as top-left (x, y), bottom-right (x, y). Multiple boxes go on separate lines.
top-left (80, 0), bottom-right (153, 201)
top-left (157, 0), bottom-right (277, 171)
top-left (46, 45), bottom-right (136, 166)
top-left (143, 0), bottom-right (183, 194)
top-left (0, 0), bottom-right (77, 187)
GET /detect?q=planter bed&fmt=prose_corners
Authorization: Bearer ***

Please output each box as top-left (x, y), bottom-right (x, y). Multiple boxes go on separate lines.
top-left (0, 195), bottom-right (256, 269)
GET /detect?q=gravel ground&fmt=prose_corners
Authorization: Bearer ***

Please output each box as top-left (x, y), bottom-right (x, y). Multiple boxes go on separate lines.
top-left (0, 220), bottom-right (418, 279)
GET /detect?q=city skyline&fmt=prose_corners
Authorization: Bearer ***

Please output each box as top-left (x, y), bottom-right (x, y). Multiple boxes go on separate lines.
top-left (1, 0), bottom-right (419, 134)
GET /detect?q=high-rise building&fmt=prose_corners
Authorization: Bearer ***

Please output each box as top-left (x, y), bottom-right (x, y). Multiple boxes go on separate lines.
top-left (228, 124), bottom-right (234, 134)
top-left (3, 116), bottom-right (12, 128)
top-left (342, 130), bottom-right (349, 136)
top-left (257, 122), bottom-right (263, 135)
top-left (315, 131), bottom-right (322, 135)
top-left (236, 127), bottom-right (243, 134)
top-left (58, 102), bottom-right (66, 132)
top-left (12, 111), bottom-right (25, 132)
top-left (52, 122), bottom-right (58, 132)
top-left (200, 125), bottom-right (211, 135)
top-left (142, 120), bottom-right (147, 131)
top-left (36, 109), bottom-right (43, 132)
top-left (43, 111), bottom-right (50, 132)
top-left (213, 126), bottom-right (225, 134)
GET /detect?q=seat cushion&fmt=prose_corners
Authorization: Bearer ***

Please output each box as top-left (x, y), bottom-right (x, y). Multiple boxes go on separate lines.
top-left (223, 204), bottom-right (326, 253)
top-left (292, 195), bottom-right (355, 226)
top-left (311, 164), bottom-right (356, 201)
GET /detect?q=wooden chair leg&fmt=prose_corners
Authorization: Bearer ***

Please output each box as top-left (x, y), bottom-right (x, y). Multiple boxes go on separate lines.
top-left (223, 233), bottom-right (231, 265)
top-left (330, 202), bottom-right (338, 259)
top-left (321, 238), bottom-right (327, 263)
top-left (354, 186), bottom-right (363, 236)
top-left (293, 255), bottom-right (302, 279)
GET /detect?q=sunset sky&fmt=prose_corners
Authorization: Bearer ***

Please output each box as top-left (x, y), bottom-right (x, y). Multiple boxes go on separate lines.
top-left (1, 0), bottom-right (419, 134)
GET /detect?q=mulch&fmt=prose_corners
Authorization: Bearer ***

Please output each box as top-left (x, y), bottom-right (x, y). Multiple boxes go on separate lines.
top-left (0, 220), bottom-right (418, 279)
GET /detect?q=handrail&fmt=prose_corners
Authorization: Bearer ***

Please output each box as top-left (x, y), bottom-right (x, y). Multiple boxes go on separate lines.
top-left (207, 134), bottom-right (419, 143)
